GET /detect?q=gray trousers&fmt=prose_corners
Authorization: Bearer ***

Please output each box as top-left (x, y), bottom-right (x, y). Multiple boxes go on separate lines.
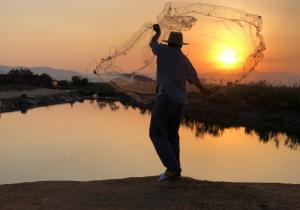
top-left (149, 93), bottom-right (184, 173)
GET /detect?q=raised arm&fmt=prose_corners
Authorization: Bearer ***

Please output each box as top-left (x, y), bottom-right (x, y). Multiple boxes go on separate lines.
top-left (151, 24), bottom-right (161, 45)
top-left (150, 24), bottom-right (162, 55)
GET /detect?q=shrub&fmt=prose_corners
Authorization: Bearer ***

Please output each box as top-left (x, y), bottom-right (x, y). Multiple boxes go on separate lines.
top-left (210, 81), bottom-right (300, 111)
top-left (71, 76), bottom-right (89, 87)
top-left (8, 68), bottom-right (33, 76)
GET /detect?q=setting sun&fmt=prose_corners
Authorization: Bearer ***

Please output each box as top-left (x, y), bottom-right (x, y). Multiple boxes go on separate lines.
top-left (219, 48), bottom-right (237, 65)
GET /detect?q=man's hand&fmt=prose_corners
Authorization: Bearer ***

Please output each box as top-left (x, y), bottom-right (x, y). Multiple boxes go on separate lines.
top-left (200, 87), bottom-right (212, 97)
top-left (150, 24), bottom-right (161, 49)
top-left (194, 79), bottom-right (211, 97)
top-left (153, 24), bottom-right (161, 34)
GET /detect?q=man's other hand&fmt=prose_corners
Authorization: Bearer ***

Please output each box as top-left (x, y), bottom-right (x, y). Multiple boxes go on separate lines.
top-left (201, 87), bottom-right (212, 97)
top-left (153, 24), bottom-right (161, 33)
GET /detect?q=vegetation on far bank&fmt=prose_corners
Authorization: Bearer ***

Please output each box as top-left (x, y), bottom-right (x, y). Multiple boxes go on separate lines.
top-left (0, 68), bottom-right (53, 90)
top-left (1, 68), bottom-right (300, 111)
top-left (1, 69), bottom-right (300, 145)
top-left (209, 81), bottom-right (300, 111)
top-left (0, 68), bottom-right (116, 96)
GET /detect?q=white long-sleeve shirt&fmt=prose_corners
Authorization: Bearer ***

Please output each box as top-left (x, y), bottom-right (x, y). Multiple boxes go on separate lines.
top-left (150, 40), bottom-right (199, 103)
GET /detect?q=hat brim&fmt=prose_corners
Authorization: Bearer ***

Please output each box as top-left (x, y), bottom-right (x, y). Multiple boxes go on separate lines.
top-left (162, 40), bottom-right (189, 45)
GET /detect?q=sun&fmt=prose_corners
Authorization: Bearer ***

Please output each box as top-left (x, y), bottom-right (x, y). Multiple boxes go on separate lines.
top-left (219, 48), bottom-right (237, 65)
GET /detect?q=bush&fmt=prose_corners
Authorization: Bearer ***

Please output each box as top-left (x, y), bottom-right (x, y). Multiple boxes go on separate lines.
top-left (8, 68), bottom-right (33, 76)
top-left (39, 73), bottom-right (52, 87)
top-left (77, 82), bottom-right (116, 96)
top-left (71, 76), bottom-right (89, 87)
top-left (57, 80), bottom-right (69, 87)
top-left (210, 81), bottom-right (300, 111)
top-left (1, 68), bottom-right (53, 88)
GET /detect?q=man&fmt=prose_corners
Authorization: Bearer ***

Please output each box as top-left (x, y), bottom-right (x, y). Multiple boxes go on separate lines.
top-left (149, 24), bottom-right (210, 182)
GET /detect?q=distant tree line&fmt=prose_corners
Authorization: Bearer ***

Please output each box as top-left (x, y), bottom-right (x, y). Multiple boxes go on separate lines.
top-left (0, 68), bottom-right (53, 87)
top-left (8, 68), bottom-right (34, 76)
top-left (0, 68), bottom-right (91, 89)
top-left (56, 76), bottom-right (89, 88)
top-left (71, 75), bottom-right (89, 87)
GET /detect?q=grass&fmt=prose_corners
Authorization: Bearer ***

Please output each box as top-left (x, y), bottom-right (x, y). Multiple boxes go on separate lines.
top-left (209, 81), bottom-right (300, 111)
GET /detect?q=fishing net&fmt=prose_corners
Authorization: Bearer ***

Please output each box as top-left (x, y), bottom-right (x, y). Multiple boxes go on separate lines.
top-left (89, 1), bottom-right (265, 86)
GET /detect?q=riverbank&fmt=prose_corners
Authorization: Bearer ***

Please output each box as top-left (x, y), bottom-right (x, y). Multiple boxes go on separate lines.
top-left (0, 88), bottom-right (89, 114)
top-left (184, 92), bottom-right (300, 133)
top-left (0, 176), bottom-right (299, 210)
top-left (1, 86), bottom-right (300, 140)
top-left (0, 87), bottom-right (150, 114)
top-left (0, 88), bottom-right (68, 99)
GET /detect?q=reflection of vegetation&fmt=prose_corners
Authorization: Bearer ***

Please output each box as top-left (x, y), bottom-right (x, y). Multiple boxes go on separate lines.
top-left (94, 99), bottom-right (300, 150)
top-left (182, 120), bottom-right (226, 138)
top-left (182, 119), bottom-right (300, 150)
top-left (97, 101), bottom-right (107, 109)
top-left (244, 128), bottom-right (300, 150)
top-left (95, 99), bottom-right (150, 115)
top-left (108, 102), bottom-right (119, 112)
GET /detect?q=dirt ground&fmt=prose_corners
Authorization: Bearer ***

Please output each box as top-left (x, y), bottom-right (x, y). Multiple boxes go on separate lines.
top-left (0, 176), bottom-right (299, 210)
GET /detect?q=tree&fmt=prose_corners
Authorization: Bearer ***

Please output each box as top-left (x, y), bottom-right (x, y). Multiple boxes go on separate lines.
top-left (39, 73), bottom-right (52, 87)
top-left (71, 75), bottom-right (89, 86)
top-left (8, 68), bottom-right (33, 75)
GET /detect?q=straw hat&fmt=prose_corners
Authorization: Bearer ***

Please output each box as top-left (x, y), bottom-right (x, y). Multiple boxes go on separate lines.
top-left (162, 32), bottom-right (189, 45)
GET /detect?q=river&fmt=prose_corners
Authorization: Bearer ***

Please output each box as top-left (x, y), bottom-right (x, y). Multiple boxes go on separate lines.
top-left (0, 100), bottom-right (299, 184)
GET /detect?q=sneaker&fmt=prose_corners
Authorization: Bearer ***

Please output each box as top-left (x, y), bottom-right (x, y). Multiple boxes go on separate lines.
top-left (158, 170), bottom-right (181, 182)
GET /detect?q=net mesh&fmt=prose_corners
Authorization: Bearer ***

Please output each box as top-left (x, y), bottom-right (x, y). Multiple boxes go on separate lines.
top-left (90, 1), bottom-right (266, 85)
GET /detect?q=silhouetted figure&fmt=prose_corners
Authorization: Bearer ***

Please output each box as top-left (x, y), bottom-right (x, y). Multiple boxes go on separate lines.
top-left (149, 24), bottom-right (210, 182)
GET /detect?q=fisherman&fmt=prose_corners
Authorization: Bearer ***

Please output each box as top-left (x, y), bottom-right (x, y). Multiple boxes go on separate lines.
top-left (149, 24), bottom-right (211, 182)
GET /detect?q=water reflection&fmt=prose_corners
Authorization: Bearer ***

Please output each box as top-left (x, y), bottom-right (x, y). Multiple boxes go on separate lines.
top-left (1, 99), bottom-right (299, 184)
top-left (7, 98), bottom-right (300, 151)
top-left (182, 120), bottom-right (300, 150)
top-left (94, 99), bottom-right (300, 151)
top-left (93, 98), bottom-right (150, 115)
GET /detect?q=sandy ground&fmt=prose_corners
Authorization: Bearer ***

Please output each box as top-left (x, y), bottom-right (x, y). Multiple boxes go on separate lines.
top-left (0, 88), bottom-right (69, 99)
top-left (0, 176), bottom-right (299, 210)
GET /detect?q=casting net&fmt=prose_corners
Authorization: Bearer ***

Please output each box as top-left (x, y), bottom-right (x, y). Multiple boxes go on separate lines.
top-left (89, 1), bottom-right (265, 87)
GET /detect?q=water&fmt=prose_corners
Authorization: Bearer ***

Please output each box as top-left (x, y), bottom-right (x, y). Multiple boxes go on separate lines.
top-left (0, 100), bottom-right (299, 185)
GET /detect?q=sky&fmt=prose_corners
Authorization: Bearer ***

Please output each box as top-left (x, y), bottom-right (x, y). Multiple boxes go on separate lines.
top-left (0, 0), bottom-right (299, 74)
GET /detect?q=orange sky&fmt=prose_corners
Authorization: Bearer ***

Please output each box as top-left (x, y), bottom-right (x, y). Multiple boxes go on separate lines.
top-left (0, 0), bottom-right (299, 74)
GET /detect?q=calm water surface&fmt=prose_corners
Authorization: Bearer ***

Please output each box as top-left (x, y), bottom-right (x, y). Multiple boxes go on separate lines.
top-left (0, 100), bottom-right (299, 184)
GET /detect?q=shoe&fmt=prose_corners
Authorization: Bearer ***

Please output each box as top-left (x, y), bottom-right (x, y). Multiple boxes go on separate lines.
top-left (158, 170), bottom-right (181, 182)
